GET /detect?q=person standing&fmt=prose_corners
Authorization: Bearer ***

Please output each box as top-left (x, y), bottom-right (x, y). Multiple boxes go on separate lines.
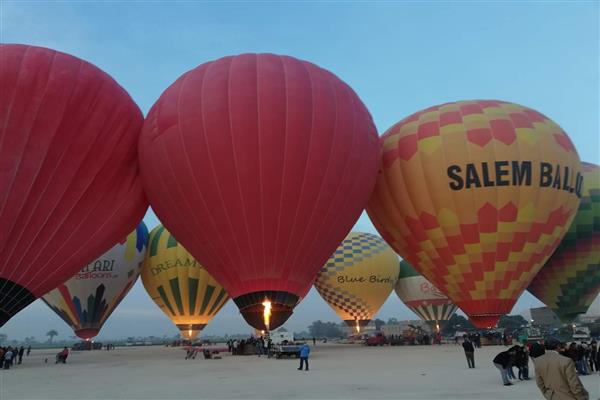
top-left (493, 347), bottom-right (517, 386)
top-left (26, 345), bottom-right (31, 357)
top-left (462, 335), bottom-right (475, 368)
top-left (588, 341), bottom-right (597, 372)
top-left (531, 338), bottom-right (589, 400)
top-left (3, 347), bottom-right (14, 370)
top-left (515, 345), bottom-right (530, 380)
top-left (18, 346), bottom-right (24, 364)
top-left (298, 343), bottom-right (310, 371)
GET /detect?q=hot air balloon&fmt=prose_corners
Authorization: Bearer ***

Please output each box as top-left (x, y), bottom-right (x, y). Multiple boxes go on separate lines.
top-left (395, 260), bottom-right (458, 331)
top-left (139, 54), bottom-right (379, 331)
top-left (367, 100), bottom-right (582, 328)
top-left (314, 232), bottom-right (399, 333)
top-left (42, 223), bottom-right (148, 340)
top-left (528, 162), bottom-right (600, 323)
top-left (141, 225), bottom-right (229, 340)
top-left (0, 44), bottom-right (148, 326)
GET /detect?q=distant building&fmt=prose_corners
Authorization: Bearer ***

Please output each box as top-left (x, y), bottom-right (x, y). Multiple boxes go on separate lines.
top-left (381, 320), bottom-right (432, 336)
top-left (530, 307), bottom-right (562, 327)
top-left (576, 314), bottom-right (600, 324)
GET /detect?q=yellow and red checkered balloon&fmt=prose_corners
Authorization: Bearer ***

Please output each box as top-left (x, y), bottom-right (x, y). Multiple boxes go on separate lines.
top-left (367, 100), bottom-right (582, 328)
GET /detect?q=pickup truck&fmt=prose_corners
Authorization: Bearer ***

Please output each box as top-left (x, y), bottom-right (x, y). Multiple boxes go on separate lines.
top-left (271, 344), bottom-right (302, 358)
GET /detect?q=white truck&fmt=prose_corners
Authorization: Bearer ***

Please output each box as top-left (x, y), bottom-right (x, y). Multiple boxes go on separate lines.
top-left (269, 331), bottom-right (294, 345)
top-left (572, 325), bottom-right (591, 341)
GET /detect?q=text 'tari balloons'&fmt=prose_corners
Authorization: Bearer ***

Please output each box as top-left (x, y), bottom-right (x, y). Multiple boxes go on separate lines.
top-left (395, 260), bottom-right (458, 330)
top-left (314, 232), bottom-right (399, 332)
top-left (141, 225), bottom-right (229, 340)
top-left (528, 162), bottom-right (600, 323)
top-left (367, 100), bottom-right (582, 328)
top-left (43, 223), bottom-right (148, 340)
top-left (139, 54), bottom-right (379, 330)
top-left (0, 44), bottom-right (148, 326)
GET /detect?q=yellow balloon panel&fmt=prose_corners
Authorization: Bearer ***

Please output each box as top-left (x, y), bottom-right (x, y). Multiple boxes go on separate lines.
top-left (141, 225), bottom-right (229, 338)
top-left (314, 232), bottom-right (399, 326)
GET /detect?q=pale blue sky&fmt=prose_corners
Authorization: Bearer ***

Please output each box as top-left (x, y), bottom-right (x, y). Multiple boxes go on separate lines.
top-left (1, 2), bottom-right (598, 340)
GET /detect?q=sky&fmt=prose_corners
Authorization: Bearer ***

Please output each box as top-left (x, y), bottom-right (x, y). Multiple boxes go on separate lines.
top-left (1, 2), bottom-right (598, 341)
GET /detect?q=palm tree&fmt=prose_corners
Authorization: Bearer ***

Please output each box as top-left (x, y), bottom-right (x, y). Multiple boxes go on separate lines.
top-left (46, 329), bottom-right (58, 343)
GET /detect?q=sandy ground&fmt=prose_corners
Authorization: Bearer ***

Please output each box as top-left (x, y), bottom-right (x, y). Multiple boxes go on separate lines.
top-left (0, 343), bottom-right (598, 400)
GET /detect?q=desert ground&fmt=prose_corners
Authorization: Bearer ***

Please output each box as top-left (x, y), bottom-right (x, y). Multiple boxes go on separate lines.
top-left (0, 343), bottom-right (598, 400)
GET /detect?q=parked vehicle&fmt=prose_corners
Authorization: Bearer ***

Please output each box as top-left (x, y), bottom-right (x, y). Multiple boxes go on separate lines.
top-left (365, 332), bottom-right (387, 346)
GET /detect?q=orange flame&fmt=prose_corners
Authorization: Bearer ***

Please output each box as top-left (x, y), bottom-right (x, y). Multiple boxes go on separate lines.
top-left (355, 320), bottom-right (360, 334)
top-left (262, 300), bottom-right (272, 331)
top-left (435, 322), bottom-right (440, 333)
top-left (188, 328), bottom-right (193, 338)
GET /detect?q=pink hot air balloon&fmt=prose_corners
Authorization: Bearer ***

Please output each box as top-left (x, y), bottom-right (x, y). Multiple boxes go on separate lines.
top-left (0, 44), bottom-right (148, 326)
top-left (139, 54), bottom-right (380, 330)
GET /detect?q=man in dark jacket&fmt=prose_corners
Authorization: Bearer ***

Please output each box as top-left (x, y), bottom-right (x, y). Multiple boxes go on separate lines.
top-left (514, 345), bottom-right (530, 380)
top-left (493, 347), bottom-right (518, 386)
top-left (462, 335), bottom-right (475, 368)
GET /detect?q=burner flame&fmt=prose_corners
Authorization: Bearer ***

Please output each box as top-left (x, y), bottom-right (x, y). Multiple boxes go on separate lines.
top-left (262, 300), bottom-right (272, 331)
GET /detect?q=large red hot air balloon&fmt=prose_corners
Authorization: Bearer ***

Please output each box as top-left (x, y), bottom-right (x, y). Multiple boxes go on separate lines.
top-left (0, 44), bottom-right (148, 326)
top-left (139, 54), bottom-right (379, 330)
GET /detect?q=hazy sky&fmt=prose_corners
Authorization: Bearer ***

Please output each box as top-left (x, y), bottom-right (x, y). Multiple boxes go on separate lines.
top-left (1, 2), bottom-right (598, 341)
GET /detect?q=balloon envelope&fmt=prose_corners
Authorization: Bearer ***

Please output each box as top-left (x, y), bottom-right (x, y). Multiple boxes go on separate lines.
top-left (139, 54), bottom-right (379, 330)
top-left (528, 162), bottom-right (600, 323)
top-left (395, 260), bottom-right (458, 328)
top-left (141, 225), bottom-right (229, 340)
top-left (314, 232), bottom-right (399, 330)
top-left (43, 223), bottom-right (149, 340)
top-left (0, 44), bottom-right (148, 326)
top-left (367, 100), bottom-right (582, 328)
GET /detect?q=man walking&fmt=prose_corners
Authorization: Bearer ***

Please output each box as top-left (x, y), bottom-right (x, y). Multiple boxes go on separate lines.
top-left (531, 338), bottom-right (589, 400)
top-left (298, 342), bottom-right (310, 371)
top-left (462, 335), bottom-right (475, 368)
top-left (18, 346), bottom-right (24, 364)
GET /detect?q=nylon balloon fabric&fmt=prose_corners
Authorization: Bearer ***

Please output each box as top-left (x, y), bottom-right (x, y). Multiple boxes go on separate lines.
top-left (367, 100), bottom-right (582, 329)
top-left (0, 44), bottom-right (148, 326)
top-left (141, 225), bottom-right (229, 340)
top-left (314, 232), bottom-right (399, 329)
top-left (395, 260), bottom-right (458, 327)
top-left (139, 54), bottom-right (379, 330)
top-left (42, 223), bottom-right (148, 340)
top-left (528, 162), bottom-right (600, 323)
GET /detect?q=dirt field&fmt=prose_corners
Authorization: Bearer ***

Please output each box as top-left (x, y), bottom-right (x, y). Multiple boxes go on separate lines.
top-left (0, 343), bottom-right (598, 400)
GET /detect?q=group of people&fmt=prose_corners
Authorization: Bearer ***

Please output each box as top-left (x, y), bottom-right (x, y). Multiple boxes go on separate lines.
top-left (529, 339), bottom-right (590, 400)
top-left (555, 340), bottom-right (599, 375)
top-left (227, 337), bottom-right (272, 356)
top-left (0, 345), bottom-right (31, 369)
top-left (492, 345), bottom-right (531, 384)
top-left (489, 339), bottom-right (592, 400)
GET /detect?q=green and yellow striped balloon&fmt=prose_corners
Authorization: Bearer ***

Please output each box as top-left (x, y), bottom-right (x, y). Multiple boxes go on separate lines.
top-left (528, 162), bottom-right (600, 323)
top-left (141, 225), bottom-right (229, 339)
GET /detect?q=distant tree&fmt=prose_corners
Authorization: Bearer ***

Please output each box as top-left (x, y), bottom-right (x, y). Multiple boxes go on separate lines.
top-left (308, 320), bottom-right (343, 338)
top-left (46, 330), bottom-right (58, 343)
top-left (498, 315), bottom-right (528, 332)
top-left (0, 333), bottom-right (7, 344)
top-left (387, 317), bottom-right (399, 325)
top-left (441, 315), bottom-right (474, 335)
top-left (277, 327), bottom-right (288, 332)
top-left (374, 318), bottom-right (385, 330)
